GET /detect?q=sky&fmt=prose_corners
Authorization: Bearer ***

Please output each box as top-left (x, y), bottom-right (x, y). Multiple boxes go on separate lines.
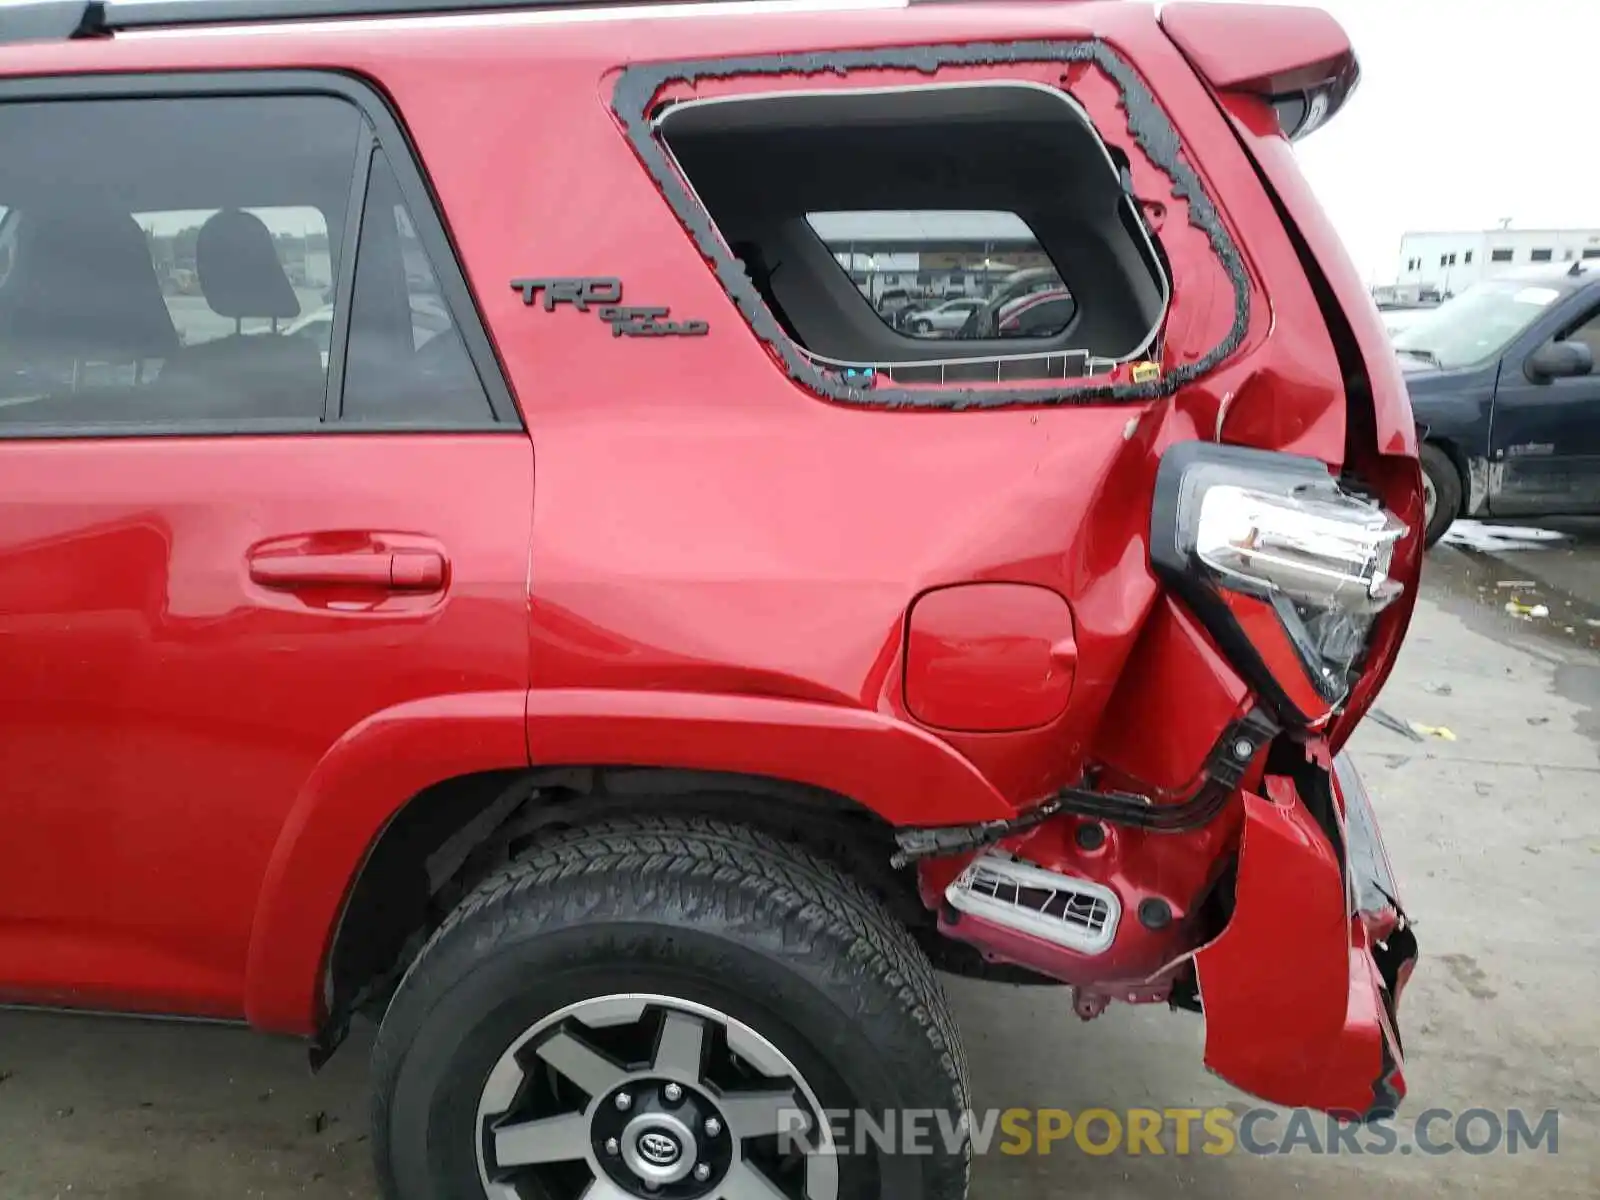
top-left (1221, 0), bottom-right (1599, 283)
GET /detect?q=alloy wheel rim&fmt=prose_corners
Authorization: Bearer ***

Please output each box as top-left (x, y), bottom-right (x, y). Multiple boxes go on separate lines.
top-left (1422, 470), bottom-right (1438, 529)
top-left (475, 993), bottom-right (840, 1200)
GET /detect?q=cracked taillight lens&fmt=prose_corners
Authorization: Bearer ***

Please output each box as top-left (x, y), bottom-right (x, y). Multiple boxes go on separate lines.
top-left (1151, 443), bottom-right (1409, 725)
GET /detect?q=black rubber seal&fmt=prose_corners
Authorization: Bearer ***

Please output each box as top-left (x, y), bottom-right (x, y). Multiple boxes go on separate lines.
top-left (613, 40), bottom-right (1252, 411)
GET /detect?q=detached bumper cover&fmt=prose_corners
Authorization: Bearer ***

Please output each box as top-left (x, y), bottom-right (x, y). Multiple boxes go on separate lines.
top-left (1194, 752), bottom-right (1415, 1117)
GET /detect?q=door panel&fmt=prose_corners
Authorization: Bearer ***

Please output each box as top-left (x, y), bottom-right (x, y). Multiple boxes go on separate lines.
top-left (0, 435), bottom-right (532, 1015)
top-left (0, 73), bottom-right (531, 1017)
top-left (1490, 302), bottom-right (1600, 516)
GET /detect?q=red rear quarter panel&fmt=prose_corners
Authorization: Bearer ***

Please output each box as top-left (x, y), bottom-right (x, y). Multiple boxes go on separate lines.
top-left (0, 2), bottom-right (1410, 1040)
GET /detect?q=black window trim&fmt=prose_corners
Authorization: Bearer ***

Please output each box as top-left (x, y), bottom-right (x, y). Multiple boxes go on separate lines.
top-left (0, 69), bottom-right (521, 438)
top-left (326, 124), bottom-right (378, 424)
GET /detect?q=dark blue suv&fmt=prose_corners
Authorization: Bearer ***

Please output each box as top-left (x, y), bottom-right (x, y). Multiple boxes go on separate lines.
top-left (1398, 263), bottom-right (1600, 545)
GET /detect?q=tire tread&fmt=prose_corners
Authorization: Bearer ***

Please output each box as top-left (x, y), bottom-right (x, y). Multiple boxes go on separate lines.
top-left (371, 814), bottom-right (971, 1200)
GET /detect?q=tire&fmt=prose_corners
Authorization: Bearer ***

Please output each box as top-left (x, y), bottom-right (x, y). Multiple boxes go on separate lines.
top-left (1419, 442), bottom-right (1463, 548)
top-left (371, 815), bottom-right (972, 1200)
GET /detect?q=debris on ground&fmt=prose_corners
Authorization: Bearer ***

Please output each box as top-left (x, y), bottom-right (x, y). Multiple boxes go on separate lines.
top-left (1443, 520), bottom-right (1571, 552)
top-left (1409, 723), bottom-right (1458, 741)
top-left (1505, 600), bottom-right (1550, 619)
top-left (1369, 707), bottom-right (1425, 742)
top-left (1424, 682), bottom-right (1454, 696)
top-left (1497, 580), bottom-right (1539, 589)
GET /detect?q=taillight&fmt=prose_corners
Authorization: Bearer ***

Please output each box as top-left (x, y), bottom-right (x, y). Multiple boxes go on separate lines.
top-left (1151, 443), bottom-right (1407, 726)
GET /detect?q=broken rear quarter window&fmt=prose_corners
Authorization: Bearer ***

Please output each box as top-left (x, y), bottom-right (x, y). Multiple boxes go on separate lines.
top-left (655, 82), bottom-right (1167, 390)
top-left (805, 208), bottom-right (1074, 343)
top-left (615, 41), bottom-right (1253, 410)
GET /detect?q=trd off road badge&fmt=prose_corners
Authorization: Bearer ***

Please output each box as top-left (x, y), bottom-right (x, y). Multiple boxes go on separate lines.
top-left (510, 276), bottom-right (709, 337)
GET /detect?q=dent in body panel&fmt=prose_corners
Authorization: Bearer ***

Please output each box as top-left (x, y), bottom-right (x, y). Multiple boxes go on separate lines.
top-left (1466, 454), bottom-right (1499, 515)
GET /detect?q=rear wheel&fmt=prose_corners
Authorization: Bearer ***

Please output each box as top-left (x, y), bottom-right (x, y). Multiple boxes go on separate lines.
top-left (1419, 442), bottom-right (1463, 548)
top-left (370, 816), bottom-right (972, 1200)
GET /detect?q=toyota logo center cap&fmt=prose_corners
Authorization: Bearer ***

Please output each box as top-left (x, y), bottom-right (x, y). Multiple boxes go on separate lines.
top-left (637, 1130), bottom-right (682, 1167)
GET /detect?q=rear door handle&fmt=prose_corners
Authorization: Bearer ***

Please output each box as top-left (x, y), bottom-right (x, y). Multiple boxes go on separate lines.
top-left (249, 550), bottom-right (446, 591)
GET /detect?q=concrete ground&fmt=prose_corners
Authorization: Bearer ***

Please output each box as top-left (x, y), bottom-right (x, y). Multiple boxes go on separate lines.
top-left (2, 528), bottom-right (1598, 1199)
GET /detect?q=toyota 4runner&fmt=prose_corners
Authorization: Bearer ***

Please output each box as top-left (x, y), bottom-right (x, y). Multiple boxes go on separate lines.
top-left (0, 2), bottom-right (1422, 1198)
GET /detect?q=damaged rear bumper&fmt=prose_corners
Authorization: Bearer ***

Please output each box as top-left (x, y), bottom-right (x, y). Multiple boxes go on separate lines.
top-left (1194, 751), bottom-right (1416, 1118)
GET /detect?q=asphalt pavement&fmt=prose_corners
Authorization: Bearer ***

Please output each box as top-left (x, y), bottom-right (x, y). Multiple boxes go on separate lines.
top-left (1, 522), bottom-right (1598, 1199)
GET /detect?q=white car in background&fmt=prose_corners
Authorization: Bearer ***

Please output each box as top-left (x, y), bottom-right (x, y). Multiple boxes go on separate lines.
top-left (901, 296), bottom-right (986, 335)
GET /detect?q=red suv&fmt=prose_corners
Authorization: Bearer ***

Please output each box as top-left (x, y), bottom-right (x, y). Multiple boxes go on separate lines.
top-left (0, 2), bottom-right (1422, 1198)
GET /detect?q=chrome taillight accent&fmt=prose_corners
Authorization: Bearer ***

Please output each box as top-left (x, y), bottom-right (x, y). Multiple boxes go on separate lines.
top-left (1151, 443), bottom-right (1411, 725)
top-left (1195, 484), bottom-right (1407, 613)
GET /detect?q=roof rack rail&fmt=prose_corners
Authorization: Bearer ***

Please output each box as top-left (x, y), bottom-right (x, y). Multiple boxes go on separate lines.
top-left (0, 0), bottom-right (100, 42)
top-left (1, 0), bottom-right (720, 44)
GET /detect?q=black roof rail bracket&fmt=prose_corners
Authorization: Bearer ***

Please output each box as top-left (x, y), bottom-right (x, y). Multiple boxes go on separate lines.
top-left (0, 1), bottom-right (107, 43)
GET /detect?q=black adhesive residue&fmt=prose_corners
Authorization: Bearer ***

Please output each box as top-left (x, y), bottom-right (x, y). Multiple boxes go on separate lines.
top-left (612, 40), bottom-right (1253, 412)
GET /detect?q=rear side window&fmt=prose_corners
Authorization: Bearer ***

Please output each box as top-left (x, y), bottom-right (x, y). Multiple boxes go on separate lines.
top-left (0, 95), bottom-right (360, 428)
top-left (657, 83), bottom-right (1166, 385)
top-left (0, 90), bottom-right (499, 434)
top-left (139, 205), bottom-right (333, 351)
